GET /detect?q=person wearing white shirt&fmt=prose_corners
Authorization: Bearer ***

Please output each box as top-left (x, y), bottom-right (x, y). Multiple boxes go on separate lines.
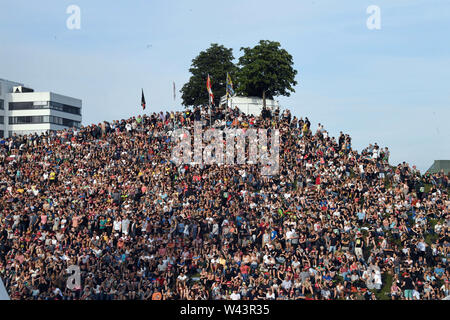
top-left (122, 218), bottom-right (130, 236)
top-left (230, 290), bottom-right (241, 300)
top-left (266, 289), bottom-right (275, 300)
top-left (374, 271), bottom-right (382, 290)
top-left (285, 229), bottom-right (293, 241)
top-left (113, 218), bottom-right (121, 232)
top-left (177, 272), bottom-right (187, 283)
top-left (373, 148), bottom-right (379, 160)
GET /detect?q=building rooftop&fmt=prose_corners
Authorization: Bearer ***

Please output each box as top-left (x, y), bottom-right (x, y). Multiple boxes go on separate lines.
top-left (426, 160), bottom-right (450, 175)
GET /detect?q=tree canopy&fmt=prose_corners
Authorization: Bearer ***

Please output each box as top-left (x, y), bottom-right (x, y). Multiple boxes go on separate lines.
top-left (181, 40), bottom-right (298, 106)
top-left (181, 44), bottom-right (237, 107)
top-left (236, 40), bottom-right (298, 99)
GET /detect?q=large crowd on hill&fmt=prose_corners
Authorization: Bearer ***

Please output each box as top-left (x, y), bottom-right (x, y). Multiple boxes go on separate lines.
top-left (0, 105), bottom-right (448, 300)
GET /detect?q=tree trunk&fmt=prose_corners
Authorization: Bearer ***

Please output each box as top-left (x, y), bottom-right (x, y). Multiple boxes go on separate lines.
top-left (263, 90), bottom-right (266, 109)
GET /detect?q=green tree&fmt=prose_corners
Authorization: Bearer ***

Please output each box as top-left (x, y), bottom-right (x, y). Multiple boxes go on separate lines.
top-left (181, 44), bottom-right (237, 107)
top-left (236, 40), bottom-right (298, 99)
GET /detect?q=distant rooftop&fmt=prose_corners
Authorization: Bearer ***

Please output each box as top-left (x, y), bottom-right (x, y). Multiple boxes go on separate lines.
top-left (426, 160), bottom-right (450, 175)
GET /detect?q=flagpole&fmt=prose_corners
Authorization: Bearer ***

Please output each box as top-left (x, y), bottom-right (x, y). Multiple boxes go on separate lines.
top-left (208, 74), bottom-right (212, 127)
top-left (226, 73), bottom-right (229, 124)
top-left (227, 95), bottom-right (229, 124)
top-left (173, 81), bottom-right (175, 104)
top-left (230, 95), bottom-right (233, 120)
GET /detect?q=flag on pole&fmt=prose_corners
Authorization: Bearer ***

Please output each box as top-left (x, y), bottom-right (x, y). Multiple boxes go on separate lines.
top-left (141, 89), bottom-right (146, 110)
top-left (173, 82), bottom-right (176, 101)
top-left (226, 72), bottom-right (235, 98)
top-left (206, 74), bottom-right (214, 105)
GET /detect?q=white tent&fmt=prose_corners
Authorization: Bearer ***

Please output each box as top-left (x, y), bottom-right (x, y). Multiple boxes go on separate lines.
top-left (0, 277), bottom-right (10, 300)
top-left (220, 95), bottom-right (279, 116)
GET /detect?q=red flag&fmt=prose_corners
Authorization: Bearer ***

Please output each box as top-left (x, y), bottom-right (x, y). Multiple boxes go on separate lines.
top-left (206, 75), bottom-right (214, 105)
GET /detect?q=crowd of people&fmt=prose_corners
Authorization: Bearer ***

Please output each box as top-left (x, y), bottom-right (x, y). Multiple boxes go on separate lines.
top-left (0, 104), bottom-right (448, 300)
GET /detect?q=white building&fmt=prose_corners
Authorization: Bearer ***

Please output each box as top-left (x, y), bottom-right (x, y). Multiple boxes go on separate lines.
top-left (0, 78), bottom-right (82, 138)
top-left (220, 95), bottom-right (280, 116)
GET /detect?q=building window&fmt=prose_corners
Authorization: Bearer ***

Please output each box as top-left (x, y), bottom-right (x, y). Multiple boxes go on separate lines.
top-left (8, 101), bottom-right (81, 115)
top-left (8, 101), bottom-right (48, 110)
top-left (49, 101), bottom-right (81, 115)
top-left (9, 116), bottom-right (44, 124)
top-left (9, 115), bottom-right (80, 128)
top-left (0, 116), bottom-right (3, 124)
top-left (0, 130), bottom-right (3, 138)
top-left (61, 118), bottom-right (80, 127)
top-left (0, 99), bottom-right (3, 110)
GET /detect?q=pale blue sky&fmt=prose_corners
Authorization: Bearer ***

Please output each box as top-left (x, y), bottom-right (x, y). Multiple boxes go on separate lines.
top-left (0, 0), bottom-right (449, 172)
